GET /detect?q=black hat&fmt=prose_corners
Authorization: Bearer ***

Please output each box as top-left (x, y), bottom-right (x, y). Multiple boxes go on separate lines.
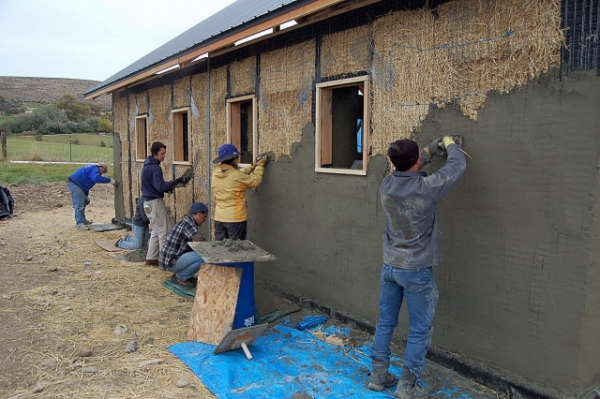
top-left (387, 139), bottom-right (419, 171)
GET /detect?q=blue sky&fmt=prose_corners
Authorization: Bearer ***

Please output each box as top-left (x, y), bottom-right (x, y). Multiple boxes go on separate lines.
top-left (0, 0), bottom-right (236, 82)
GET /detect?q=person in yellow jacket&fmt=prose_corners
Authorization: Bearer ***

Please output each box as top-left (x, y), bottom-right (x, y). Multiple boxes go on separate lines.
top-left (211, 143), bottom-right (268, 240)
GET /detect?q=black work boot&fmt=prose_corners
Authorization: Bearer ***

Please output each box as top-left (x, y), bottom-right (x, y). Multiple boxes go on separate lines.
top-left (368, 361), bottom-right (398, 391)
top-left (393, 372), bottom-right (429, 399)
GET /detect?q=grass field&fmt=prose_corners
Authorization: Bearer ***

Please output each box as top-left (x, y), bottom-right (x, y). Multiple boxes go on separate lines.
top-left (5, 134), bottom-right (113, 163)
top-left (0, 161), bottom-right (114, 185)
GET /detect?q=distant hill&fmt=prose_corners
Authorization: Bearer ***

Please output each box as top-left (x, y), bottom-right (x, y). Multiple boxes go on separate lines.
top-left (0, 76), bottom-right (111, 109)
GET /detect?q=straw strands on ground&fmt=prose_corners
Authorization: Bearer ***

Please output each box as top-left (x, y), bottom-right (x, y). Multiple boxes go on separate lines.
top-left (1, 183), bottom-right (215, 398)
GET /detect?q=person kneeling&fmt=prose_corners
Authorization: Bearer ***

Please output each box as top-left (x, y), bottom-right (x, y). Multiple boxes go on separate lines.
top-left (116, 196), bottom-right (150, 250)
top-left (158, 202), bottom-right (208, 287)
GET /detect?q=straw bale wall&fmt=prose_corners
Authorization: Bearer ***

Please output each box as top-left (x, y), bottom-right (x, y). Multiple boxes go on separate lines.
top-left (229, 57), bottom-right (256, 96)
top-left (190, 72), bottom-right (210, 207)
top-left (259, 41), bottom-right (315, 159)
top-left (370, 0), bottom-right (563, 155)
top-left (208, 66), bottom-right (228, 161)
top-left (112, 94), bottom-right (134, 218)
top-left (321, 24), bottom-right (371, 78)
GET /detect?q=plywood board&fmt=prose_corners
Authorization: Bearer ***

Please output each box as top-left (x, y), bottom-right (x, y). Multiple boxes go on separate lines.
top-left (188, 240), bottom-right (276, 263)
top-left (187, 263), bottom-right (242, 344)
top-left (213, 323), bottom-right (268, 357)
top-left (94, 240), bottom-right (124, 252)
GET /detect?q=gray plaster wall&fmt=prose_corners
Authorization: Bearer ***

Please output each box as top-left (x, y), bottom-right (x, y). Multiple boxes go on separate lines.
top-left (249, 70), bottom-right (600, 397)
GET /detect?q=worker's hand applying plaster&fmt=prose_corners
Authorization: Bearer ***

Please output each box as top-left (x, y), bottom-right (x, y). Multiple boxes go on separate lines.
top-left (424, 138), bottom-right (445, 157)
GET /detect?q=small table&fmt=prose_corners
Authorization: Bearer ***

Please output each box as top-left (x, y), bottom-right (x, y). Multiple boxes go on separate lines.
top-left (188, 240), bottom-right (276, 329)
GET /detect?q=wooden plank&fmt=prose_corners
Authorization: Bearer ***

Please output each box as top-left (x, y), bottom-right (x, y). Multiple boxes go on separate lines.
top-left (187, 263), bottom-right (242, 344)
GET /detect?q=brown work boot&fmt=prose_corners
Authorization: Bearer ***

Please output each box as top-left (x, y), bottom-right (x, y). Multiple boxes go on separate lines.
top-left (368, 361), bottom-right (398, 391)
top-left (174, 274), bottom-right (195, 288)
top-left (83, 219), bottom-right (93, 225)
top-left (145, 259), bottom-right (158, 266)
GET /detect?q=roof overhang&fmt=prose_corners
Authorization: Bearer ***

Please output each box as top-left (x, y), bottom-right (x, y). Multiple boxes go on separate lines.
top-left (85, 0), bottom-right (380, 100)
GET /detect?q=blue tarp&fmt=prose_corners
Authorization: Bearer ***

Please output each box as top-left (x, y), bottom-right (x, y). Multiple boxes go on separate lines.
top-left (168, 322), bottom-right (495, 398)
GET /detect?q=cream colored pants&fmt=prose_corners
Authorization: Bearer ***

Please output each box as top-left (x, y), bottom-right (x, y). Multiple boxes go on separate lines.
top-left (144, 198), bottom-right (173, 262)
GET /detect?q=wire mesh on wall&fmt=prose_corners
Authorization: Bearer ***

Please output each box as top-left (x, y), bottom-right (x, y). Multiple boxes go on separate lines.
top-left (562, 0), bottom-right (600, 73)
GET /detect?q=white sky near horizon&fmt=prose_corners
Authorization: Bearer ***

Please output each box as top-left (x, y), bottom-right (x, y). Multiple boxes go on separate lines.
top-left (0, 0), bottom-right (237, 82)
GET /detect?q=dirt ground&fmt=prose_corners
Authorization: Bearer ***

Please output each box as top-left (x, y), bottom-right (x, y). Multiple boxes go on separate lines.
top-left (0, 182), bottom-right (373, 399)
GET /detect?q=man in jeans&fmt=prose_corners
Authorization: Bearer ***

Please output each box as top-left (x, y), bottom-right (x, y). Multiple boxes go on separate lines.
top-left (369, 136), bottom-right (466, 399)
top-left (66, 162), bottom-right (117, 230)
top-left (141, 142), bottom-right (190, 267)
top-left (115, 196), bottom-right (150, 250)
top-left (158, 202), bottom-right (208, 287)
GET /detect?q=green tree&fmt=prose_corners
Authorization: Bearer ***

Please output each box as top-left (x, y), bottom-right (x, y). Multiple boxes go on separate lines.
top-left (56, 94), bottom-right (91, 123)
top-left (97, 117), bottom-right (113, 132)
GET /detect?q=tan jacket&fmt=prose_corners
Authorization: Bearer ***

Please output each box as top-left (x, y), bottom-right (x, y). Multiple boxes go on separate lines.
top-left (212, 164), bottom-right (264, 222)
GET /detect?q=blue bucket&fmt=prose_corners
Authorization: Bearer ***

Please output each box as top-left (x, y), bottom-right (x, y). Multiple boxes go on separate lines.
top-left (220, 261), bottom-right (256, 329)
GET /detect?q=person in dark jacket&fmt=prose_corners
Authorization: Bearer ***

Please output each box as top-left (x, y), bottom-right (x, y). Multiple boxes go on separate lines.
top-left (115, 196), bottom-right (150, 250)
top-left (141, 142), bottom-right (190, 267)
top-left (67, 162), bottom-right (117, 230)
top-left (368, 136), bottom-right (466, 399)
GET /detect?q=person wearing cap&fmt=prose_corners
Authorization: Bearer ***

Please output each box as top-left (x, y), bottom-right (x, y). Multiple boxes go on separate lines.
top-left (211, 143), bottom-right (268, 241)
top-left (141, 141), bottom-right (191, 267)
top-left (369, 136), bottom-right (466, 399)
top-left (66, 162), bottom-right (117, 230)
top-left (158, 202), bottom-right (208, 287)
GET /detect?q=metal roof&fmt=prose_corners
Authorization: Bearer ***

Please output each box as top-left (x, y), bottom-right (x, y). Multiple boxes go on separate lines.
top-left (85, 0), bottom-right (309, 96)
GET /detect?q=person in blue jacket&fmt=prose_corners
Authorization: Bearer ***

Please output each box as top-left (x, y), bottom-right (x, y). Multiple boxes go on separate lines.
top-left (66, 162), bottom-right (117, 230)
top-left (141, 142), bottom-right (190, 268)
top-left (369, 136), bottom-right (466, 399)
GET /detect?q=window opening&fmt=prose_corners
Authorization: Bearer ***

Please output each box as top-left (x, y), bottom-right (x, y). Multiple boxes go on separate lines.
top-left (172, 108), bottom-right (191, 163)
top-left (316, 76), bottom-right (370, 175)
top-left (227, 95), bottom-right (257, 166)
top-left (135, 116), bottom-right (148, 161)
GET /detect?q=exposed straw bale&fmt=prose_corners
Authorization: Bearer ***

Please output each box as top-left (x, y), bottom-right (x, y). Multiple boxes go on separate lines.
top-left (208, 66), bottom-right (228, 162)
top-left (190, 73), bottom-right (210, 205)
top-left (229, 57), bottom-right (257, 96)
top-left (370, 0), bottom-right (563, 155)
top-left (173, 76), bottom-right (192, 109)
top-left (321, 24), bottom-right (371, 78)
top-left (259, 40), bottom-right (315, 160)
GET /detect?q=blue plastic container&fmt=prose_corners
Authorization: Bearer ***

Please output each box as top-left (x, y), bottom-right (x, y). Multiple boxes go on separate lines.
top-left (220, 261), bottom-right (256, 329)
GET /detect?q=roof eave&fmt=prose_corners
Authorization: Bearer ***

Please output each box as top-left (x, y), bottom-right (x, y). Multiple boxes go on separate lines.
top-left (85, 0), bottom-right (374, 100)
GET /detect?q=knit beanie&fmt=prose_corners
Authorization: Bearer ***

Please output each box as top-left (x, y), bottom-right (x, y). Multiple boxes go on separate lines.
top-left (387, 139), bottom-right (419, 171)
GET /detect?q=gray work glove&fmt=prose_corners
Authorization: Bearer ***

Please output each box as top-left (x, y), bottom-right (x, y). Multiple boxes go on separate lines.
top-left (424, 138), bottom-right (445, 157)
top-left (110, 178), bottom-right (118, 187)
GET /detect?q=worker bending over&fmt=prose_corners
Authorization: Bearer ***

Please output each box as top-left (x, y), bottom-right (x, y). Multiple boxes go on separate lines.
top-left (159, 202), bottom-right (208, 287)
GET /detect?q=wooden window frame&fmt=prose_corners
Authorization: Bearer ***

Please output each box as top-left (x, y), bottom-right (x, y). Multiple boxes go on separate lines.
top-left (226, 94), bottom-right (257, 167)
top-left (315, 76), bottom-right (370, 176)
top-left (171, 107), bottom-right (192, 165)
top-left (135, 115), bottom-right (149, 162)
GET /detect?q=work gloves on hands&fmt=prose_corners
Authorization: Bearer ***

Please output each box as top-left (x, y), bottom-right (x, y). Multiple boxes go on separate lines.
top-left (442, 135), bottom-right (463, 148)
top-left (110, 179), bottom-right (119, 187)
top-left (256, 155), bottom-right (268, 167)
top-left (176, 175), bottom-right (191, 185)
top-left (424, 138), bottom-right (445, 157)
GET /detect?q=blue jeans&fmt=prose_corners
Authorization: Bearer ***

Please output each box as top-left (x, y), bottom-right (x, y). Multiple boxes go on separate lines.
top-left (371, 264), bottom-right (439, 379)
top-left (169, 251), bottom-right (204, 281)
top-left (117, 224), bottom-right (149, 250)
top-left (67, 182), bottom-right (86, 226)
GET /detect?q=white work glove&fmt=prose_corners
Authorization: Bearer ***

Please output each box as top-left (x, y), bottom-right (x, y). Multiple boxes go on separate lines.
top-left (110, 179), bottom-right (118, 187)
